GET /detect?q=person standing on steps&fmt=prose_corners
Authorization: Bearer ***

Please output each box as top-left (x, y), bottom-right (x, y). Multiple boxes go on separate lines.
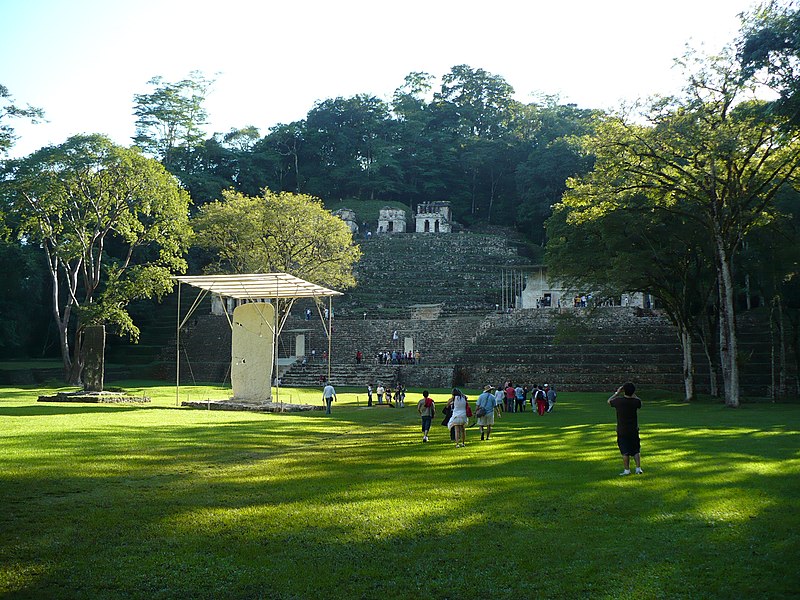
top-left (322, 381), bottom-right (337, 415)
top-left (417, 390), bottom-right (435, 442)
top-left (607, 382), bottom-right (644, 476)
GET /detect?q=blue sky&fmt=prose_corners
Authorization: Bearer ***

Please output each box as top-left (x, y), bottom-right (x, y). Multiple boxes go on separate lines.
top-left (1, 0), bottom-right (760, 157)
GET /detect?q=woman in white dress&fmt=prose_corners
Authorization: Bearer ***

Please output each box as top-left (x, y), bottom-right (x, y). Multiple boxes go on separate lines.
top-left (447, 388), bottom-right (470, 447)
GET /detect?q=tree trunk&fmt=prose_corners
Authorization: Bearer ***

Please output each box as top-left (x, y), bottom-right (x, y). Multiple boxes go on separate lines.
top-left (715, 236), bottom-right (740, 407)
top-left (698, 314), bottom-right (719, 397)
top-left (679, 325), bottom-right (695, 402)
top-left (67, 326), bottom-right (84, 386)
top-left (777, 296), bottom-right (787, 398)
top-left (770, 298), bottom-right (777, 402)
top-left (58, 321), bottom-right (73, 383)
top-left (52, 277), bottom-right (77, 384)
top-left (470, 168), bottom-right (477, 215)
top-left (706, 348), bottom-right (719, 398)
top-left (745, 274), bottom-right (752, 310)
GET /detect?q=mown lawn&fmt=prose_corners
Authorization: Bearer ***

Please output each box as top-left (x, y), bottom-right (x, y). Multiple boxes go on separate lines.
top-left (1, 383), bottom-right (798, 599)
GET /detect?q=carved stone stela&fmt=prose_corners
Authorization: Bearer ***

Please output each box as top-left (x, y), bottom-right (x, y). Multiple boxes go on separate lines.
top-left (231, 302), bottom-right (275, 401)
top-left (83, 325), bottom-right (106, 392)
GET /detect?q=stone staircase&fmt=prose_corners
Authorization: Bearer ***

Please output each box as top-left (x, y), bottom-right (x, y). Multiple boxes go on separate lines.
top-left (334, 232), bottom-right (530, 318)
top-left (104, 228), bottom-right (794, 396)
top-left (452, 307), bottom-right (789, 394)
top-left (157, 298), bottom-right (793, 394)
top-left (455, 308), bottom-right (685, 391)
top-left (278, 363), bottom-right (402, 389)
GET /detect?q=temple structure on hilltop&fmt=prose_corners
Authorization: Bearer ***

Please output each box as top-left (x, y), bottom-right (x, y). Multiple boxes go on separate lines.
top-left (332, 208), bottom-right (359, 234)
top-left (415, 201), bottom-right (452, 233)
top-left (377, 207), bottom-right (407, 233)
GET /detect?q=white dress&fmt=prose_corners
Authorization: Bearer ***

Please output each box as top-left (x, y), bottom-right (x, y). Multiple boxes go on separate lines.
top-left (448, 395), bottom-right (468, 429)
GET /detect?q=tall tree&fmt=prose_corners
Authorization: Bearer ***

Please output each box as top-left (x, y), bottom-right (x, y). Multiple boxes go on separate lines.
top-left (192, 188), bottom-right (361, 291)
top-left (259, 121), bottom-right (308, 193)
top-left (392, 72), bottom-right (467, 210)
top-left (547, 194), bottom-right (719, 402)
top-left (739, 0), bottom-right (800, 126)
top-left (304, 95), bottom-right (399, 200)
top-left (132, 71), bottom-right (213, 171)
top-left (0, 84), bottom-right (44, 157)
top-left (560, 50), bottom-right (800, 407)
top-left (514, 101), bottom-right (598, 244)
top-left (436, 65), bottom-right (516, 138)
top-left (434, 65), bottom-right (519, 221)
top-left (1, 135), bottom-right (192, 385)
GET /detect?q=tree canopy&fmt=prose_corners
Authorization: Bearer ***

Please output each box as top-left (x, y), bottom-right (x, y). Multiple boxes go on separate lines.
top-left (133, 72), bottom-right (213, 171)
top-left (0, 83), bottom-right (43, 157)
top-left (192, 189), bottom-right (361, 291)
top-left (739, 0), bottom-right (800, 126)
top-left (550, 49), bottom-right (800, 407)
top-left (1, 134), bottom-right (192, 385)
top-left (134, 66), bottom-right (596, 243)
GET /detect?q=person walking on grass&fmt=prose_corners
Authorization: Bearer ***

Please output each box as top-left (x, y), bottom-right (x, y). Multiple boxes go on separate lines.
top-left (322, 381), bottom-right (337, 415)
top-left (447, 388), bottom-right (470, 447)
top-left (534, 384), bottom-right (547, 415)
top-left (504, 383), bottom-right (516, 413)
top-left (441, 398), bottom-right (456, 442)
top-left (607, 382), bottom-right (643, 475)
top-left (514, 383), bottom-right (525, 413)
top-left (494, 385), bottom-right (505, 414)
top-left (476, 385), bottom-right (497, 441)
top-left (417, 390), bottom-right (435, 442)
top-left (545, 383), bottom-right (557, 413)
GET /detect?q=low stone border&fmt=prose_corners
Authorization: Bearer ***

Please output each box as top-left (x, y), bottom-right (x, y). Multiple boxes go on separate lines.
top-left (182, 399), bottom-right (323, 413)
top-left (38, 391), bottom-right (151, 403)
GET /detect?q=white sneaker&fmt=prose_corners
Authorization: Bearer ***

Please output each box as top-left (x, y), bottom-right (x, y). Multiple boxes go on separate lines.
top-left (620, 469), bottom-right (631, 476)
top-left (635, 467), bottom-right (643, 474)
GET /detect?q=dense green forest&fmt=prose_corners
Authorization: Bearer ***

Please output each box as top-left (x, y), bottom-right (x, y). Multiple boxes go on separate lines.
top-left (132, 66), bottom-right (597, 245)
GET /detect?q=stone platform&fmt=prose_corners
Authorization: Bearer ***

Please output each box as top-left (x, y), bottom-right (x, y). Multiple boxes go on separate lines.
top-left (182, 399), bottom-right (323, 412)
top-left (38, 391), bottom-right (151, 403)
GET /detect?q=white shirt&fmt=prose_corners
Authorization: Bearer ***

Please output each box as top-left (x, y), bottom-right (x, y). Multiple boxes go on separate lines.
top-left (323, 385), bottom-right (336, 399)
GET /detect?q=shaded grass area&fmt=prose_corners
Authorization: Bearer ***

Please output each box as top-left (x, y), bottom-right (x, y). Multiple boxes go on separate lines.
top-left (1, 382), bottom-right (799, 599)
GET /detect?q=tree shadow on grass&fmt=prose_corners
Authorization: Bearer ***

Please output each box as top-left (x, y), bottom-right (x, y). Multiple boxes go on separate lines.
top-left (3, 421), bottom-right (797, 599)
top-left (0, 403), bottom-right (191, 417)
top-left (0, 405), bottom-right (144, 417)
top-left (2, 392), bottom-right (799, 598)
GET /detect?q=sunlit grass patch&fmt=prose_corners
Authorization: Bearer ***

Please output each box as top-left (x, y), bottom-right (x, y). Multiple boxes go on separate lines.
top-left (0, 383), bottom-right (798, 598)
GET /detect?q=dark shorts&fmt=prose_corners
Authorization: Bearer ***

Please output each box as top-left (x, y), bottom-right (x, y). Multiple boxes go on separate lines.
top-left (617, 432), bottom-right (641, 456)
top-left (421, 416), bottom-right (432, 431)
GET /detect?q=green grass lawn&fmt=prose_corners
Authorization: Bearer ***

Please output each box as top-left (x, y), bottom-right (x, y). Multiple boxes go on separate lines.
top-left (1, 382), bottom-right (798, 599)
